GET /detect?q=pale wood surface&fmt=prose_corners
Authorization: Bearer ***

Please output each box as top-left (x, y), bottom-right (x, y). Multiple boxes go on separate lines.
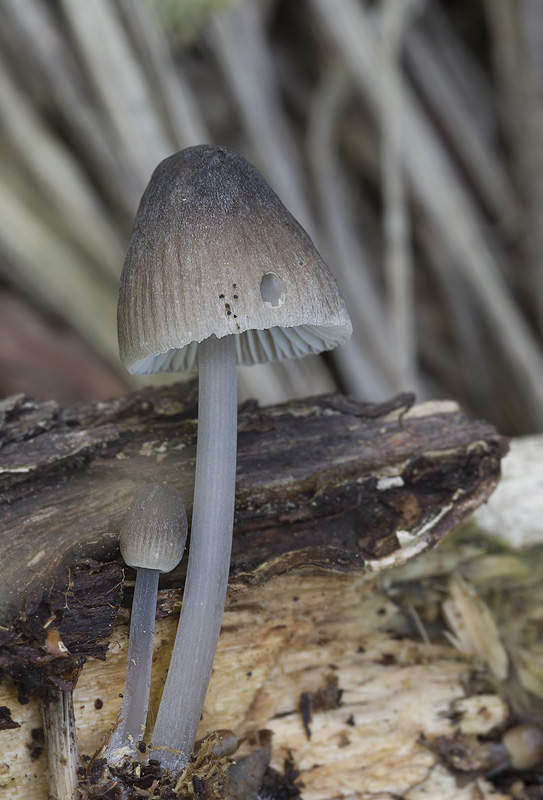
top-left (1, 565), bottom-right (523, 799)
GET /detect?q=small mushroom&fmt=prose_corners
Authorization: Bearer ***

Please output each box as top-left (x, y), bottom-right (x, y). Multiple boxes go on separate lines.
top-left (105, 483), bottom-right (187, 765)
top-left (117, 145), bottom-right (352, 773)
top-left (497, 722), bottom-right (543, 772)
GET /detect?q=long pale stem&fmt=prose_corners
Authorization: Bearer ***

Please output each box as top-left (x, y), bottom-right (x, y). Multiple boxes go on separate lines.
top-left (105, 567), bottom-right (159, 763)
top-left (151, 334), bottom-right (238, 773)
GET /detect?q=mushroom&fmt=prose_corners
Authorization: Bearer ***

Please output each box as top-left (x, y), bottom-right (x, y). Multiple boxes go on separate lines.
top-left (105, 483), bottom-right (187, 765)
top-left (117, 145), bottom-right (352, 773)
top-left (488, 722), bottom-right (543, 774)
top-left (501, 722), bottom-right (543, 770)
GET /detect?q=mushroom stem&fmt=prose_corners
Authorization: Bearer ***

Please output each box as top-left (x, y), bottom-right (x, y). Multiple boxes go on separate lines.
top-left (105, 567), bottom-right (160, 763)
top-left (151, 333), bottom-right (237, 772)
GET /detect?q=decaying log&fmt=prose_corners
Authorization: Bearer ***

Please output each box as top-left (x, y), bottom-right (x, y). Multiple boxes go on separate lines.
top-left (0, 385), bottom-right (504, 688)
top-left (0, 384), bottom-right (510, 798)
top-left (4, 541), bottom-right (542, 800)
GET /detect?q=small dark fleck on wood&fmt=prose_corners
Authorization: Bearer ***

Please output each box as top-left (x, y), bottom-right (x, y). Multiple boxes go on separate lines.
top-left (29, 745), bottom-right (42, 760)
top-left (300, 692), bottom-right (312, 740)
top-left (17, 685), bottom-right (29, 705)
top-left (299, 675), bottom-right (342, 741)
top-left (0, 706), bottom-right (20, 730)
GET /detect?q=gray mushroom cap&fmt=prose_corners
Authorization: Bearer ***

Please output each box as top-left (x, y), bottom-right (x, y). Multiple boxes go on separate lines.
top-left (119, 483), bottom-right (188, 573)
top-left (118, 145), bottom-right (352, 374)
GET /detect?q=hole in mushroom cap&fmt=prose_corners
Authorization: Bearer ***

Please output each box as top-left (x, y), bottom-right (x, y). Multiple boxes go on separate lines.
top-left (260, 272), bottom-right (285, 307)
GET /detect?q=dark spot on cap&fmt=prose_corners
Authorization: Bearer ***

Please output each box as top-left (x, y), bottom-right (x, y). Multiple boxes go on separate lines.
top-left (137, 741), bottom-right (147, 753)
top-left (227, 310), bottom-right (232, 316)
top-left (29, 746), bottom-right (42, 760)
top-left (233, 314), bottom-right (237, 319)
top-left (94, 698), bottom-right (103, 710)
top-left (232, 283), bottom-right (237, 288)
top-left (233, 294), bottom-right (238, 299)
top-left (31, 728), bottom-right (44, 742)
top-left (219, 293), bottom-right (225, 299)
top-left (346, 715), bottom-right (356, 727)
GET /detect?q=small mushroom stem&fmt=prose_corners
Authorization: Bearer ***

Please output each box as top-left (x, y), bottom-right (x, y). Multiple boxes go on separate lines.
top-left (105, 567), bottom-right (160, 763)
top-left (42, 688), bottom-right (78, 800)
top-left (151, 333), bottom-right (237, 773)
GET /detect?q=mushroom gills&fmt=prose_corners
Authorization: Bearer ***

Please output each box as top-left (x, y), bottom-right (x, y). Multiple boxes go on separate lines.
top-left (128, 322), bottom-right (349, 374)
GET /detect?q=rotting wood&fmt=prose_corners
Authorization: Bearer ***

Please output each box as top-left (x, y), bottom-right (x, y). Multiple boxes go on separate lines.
top-left (0, 385), bottom-right (506, 692)
top-left (0, 384), bottom-right (509, 797)
top-left (41, 689), bottom-right (78, 800)
top-left (0, 383), bottom-right (506, 687)
top-left (3, 551), bottom-right (539, 800)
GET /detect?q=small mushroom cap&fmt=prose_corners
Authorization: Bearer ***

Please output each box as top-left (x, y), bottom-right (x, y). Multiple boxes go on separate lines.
top-left (118, 145), bottom-right (352, 374)
top-left (502, 723), bottom-right (543, 770)
top-left (119, 483), bottom-right (188, 573)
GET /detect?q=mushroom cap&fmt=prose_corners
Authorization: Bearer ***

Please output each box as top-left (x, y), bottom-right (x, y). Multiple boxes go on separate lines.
top-left (119, 483), bottom-right (188, 573)
top-left (502, 723), bottom-right (543, 770)
top-left (118, 145), bottom-right (352, 374)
